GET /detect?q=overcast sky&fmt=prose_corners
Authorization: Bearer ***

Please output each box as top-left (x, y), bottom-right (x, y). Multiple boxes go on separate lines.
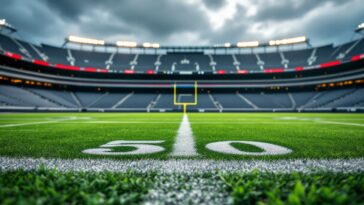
top-left (1, 0), bottom-right (363, 47)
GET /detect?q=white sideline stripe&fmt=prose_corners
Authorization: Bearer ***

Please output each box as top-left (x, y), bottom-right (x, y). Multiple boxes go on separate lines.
top-left (60, 121), bottom-right (315, 125)
top-left (0, 117), bottom-right (76, 128)
top-left (170, 114), bottom-right (198, 156)
top-left (0, 157), bottom-right (363, 173)
top-left (318, 120), bottom-right (364, 127)
top-left (276, 117), bottom-right (364, 127)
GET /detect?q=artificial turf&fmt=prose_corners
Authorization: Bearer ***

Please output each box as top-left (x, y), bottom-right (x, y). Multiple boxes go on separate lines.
top-left (0, 113), bottom-right (364, 159)
top-left (1, 113), bottom-right (364, 204)
top-left (1, 169), bottom-right (363, 205)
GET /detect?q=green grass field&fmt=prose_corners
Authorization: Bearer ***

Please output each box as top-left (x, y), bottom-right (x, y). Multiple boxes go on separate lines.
top-left (0, 113), bottom-right (364, 159)
top-left (1, 112), bottom-right (364, 204)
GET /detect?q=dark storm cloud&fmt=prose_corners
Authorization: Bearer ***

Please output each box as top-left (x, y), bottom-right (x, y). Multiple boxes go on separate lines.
top-left (37, 0), bottom-right (210, 42)
top-left (39, 0), bottom-right (100, 20)
top-left (0, 0), bottom-right (68, 44)
top-left (202, 0), bottom-right (362, 46)
top-left (0, 0), bottom-right (362, 46)
top-left (107, 0), bottom-right (210, 37)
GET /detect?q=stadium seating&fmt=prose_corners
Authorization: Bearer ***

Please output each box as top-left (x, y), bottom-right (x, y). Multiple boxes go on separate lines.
top-left (1, 84), bottom-right (363, 111)
top-left (0, 33), bottom-right (363, 112)
top-left (1, 33), bottom-right (363, 73)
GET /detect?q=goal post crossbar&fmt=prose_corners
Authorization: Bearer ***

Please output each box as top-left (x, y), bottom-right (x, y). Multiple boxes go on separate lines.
top-left (173, 81), bottom-right (198, 113)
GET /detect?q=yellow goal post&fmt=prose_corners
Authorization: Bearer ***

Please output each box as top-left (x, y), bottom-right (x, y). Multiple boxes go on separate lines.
top-left (173, 81), bottom-right (198, 113)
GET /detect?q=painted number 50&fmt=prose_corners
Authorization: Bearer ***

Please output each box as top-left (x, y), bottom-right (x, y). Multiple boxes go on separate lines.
top-left (82, 140), bottom-right (165, 155)
top-left (83, 140), bottom-right (292, 156)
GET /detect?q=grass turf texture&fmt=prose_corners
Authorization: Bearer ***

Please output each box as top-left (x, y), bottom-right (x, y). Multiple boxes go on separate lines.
top-left (0, 169), bottom-right (153, 205)
top-left (0, 113), bottom-right (364, 159)
top-left (223, 171), bottom-right (364, 205)
top-left (0, 169), bottom-right (363, 205)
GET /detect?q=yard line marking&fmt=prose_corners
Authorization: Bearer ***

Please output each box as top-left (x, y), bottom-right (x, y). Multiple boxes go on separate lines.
top-left (170, 114), bottom-right (198, 156)
top-left (317, 120), bottom-right (364, 127)
top-left (59, 121), bottom-right (314, 125)
top-left (276, 117), bottom-right (364, 127)
top-left (0, 117), bottom-right (77, 128)
top-left (63, 121), bottom-right (182, 124)
top-left (1, 157), bottom-right (363, 173)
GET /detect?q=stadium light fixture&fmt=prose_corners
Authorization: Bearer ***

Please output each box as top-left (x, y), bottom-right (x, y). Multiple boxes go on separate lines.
top-left (152, 43), bottom-right (160, 48)
top-left (213, 43), bottom-right (232, 48)
top-left (355, 23), bottom-right (364, 32)
top-left (67, 35), bottom-right (105, 46)
top-left (143, 42), bottom-right (152, 48)
top-left (224, 42), bottom-right (231, 48)
top-left (116, 41), bottom-right (138, 47)
top-left (0, 19), bottom-right (17, 32)
top-left (237, 41), bottom-right (260, 48)
top-left (143, 42), bottom-right (160, 48)
top-left (269, 36), bottom-right (307, 46)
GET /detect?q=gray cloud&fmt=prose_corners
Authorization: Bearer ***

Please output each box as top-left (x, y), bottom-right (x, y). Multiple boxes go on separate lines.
top-left (253, 0), bottom-right (337, 21)
top-left (108, 0), bottom-right (210, 38)
top-left (0, 0), bottom-right (362, 47)
top-left (202, 0), bottom-right (227, 10)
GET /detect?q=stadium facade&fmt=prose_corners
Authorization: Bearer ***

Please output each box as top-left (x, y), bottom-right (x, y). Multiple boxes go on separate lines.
top-left (0, 31), bottom-right (363, 112)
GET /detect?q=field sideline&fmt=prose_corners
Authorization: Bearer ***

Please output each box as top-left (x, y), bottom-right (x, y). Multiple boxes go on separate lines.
top-left (1, 113), bottom-right (364, 204)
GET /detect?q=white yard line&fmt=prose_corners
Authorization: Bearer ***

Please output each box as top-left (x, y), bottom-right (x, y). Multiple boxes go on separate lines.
top-left (0, 117), bottom-right (77, 128)
top-left (0, 157), bottom-right (363, 173)
top-left (276, 117), bottom-right (364, 127)
top-left (317, 120), bottom-right (364, 127)
top-left (59, 121), bottom-right (315, 125)
top-left (170, 114), bottom-right (198, 157)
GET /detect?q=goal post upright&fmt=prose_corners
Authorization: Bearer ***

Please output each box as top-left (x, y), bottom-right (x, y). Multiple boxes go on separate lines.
top-left (173, 81), bottom-right (198, 114)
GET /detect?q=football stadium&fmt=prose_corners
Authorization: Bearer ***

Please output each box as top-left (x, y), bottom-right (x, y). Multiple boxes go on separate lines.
top-left (0, 0), bottom-right (364, 204)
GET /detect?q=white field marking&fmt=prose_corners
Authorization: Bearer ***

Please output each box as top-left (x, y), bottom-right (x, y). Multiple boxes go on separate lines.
top-left (276, 117), bottom-right (364, 121)
top-left (59, 121), bottom-right (314, 125)
top-left (276, 117), bottom-right (364, 127)
top-left (170, 114), bottom-right (198, 156)
top-left (1, 157), bottom-right (364, 173)
top-left (317, 120), bottom-right (364, 127)
top-left (47, 116), bottom-right (93, 120)
top-left (206, 141), bottom-right (292, 155)
top-left (63, 121), bottom-right (182, 124)
top-left (0, 117), bottom-right (80, 128)
top-left (82, 140), bottom-right (165, 155)
top-left (275, 117), bottom-right (322, 121)
top-left (0, 117), bottom-right (94, 121)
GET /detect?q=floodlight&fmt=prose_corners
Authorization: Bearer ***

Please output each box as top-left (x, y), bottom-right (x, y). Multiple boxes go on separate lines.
top-left (237, 41), bottom-right (259, 48)
top-left (0, 19), bottom-right (17, 32)
top-left (143, 42), bottom-right (160, 48)
top-left (67, 35), bottom-right (105, 45)
top-left (269, 36), bottom-right (307, 46)
top-left (152, 43), bottom-right (160, 48)
top-left (355, 23), bottom-right (364, 32)
top-left (116, 41), bottom-right (137, 47)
